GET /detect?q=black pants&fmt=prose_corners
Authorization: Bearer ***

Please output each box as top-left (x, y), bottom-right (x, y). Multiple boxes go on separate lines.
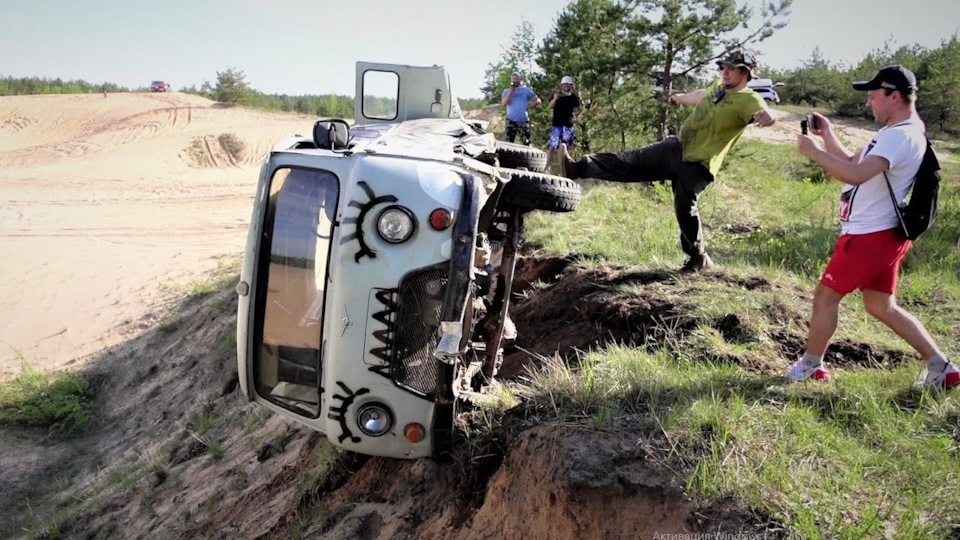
top-left (574, 137), bottom-right (714, 258)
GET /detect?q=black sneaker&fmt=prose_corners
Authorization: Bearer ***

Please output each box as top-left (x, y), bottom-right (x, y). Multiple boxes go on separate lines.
top-left (560, 146), bottom-right (580, 180)
top-left (679, 253), bottom-right (715, 274)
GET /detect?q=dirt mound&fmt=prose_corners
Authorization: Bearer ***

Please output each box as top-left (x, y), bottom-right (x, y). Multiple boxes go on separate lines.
top-left (0, 253), bottom-right (909, 538)
top-left (464, 105), bottom-right (503, 134)
top-left (2, 256), bottom-right (788, 539)
top-left (311, 424), bottom-right (762, 539)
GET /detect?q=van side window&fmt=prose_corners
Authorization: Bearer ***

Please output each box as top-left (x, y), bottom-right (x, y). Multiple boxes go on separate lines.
top-left (253, 168), bottom-right (339, 417)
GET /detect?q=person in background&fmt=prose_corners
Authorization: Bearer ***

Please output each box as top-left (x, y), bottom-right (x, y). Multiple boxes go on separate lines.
top-left (785, 65), bottom-right (956, 390)
top-left (501, 71), bottom-right (542, 145)
top-left (546, 75), bottom-right (583, 173)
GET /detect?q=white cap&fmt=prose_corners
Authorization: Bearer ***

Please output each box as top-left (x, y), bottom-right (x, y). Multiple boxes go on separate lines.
top-left (561, 75), bottom-right (574, 85)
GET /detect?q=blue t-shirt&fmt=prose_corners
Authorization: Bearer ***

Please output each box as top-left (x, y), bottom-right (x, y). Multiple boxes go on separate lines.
top-left (502, 86), bottom-right (538, 122)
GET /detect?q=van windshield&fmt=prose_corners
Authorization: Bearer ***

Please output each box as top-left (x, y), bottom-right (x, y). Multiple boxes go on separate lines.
top-left (253, 167), bottom-right (339, 417)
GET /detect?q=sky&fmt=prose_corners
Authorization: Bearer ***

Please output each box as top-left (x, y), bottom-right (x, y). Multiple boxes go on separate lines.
top-left (1, 0), bottom-right (958, 98)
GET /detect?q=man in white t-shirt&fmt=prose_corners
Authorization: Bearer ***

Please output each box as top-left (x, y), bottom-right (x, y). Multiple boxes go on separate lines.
top-left (785, 65), bottom-right (956, 390)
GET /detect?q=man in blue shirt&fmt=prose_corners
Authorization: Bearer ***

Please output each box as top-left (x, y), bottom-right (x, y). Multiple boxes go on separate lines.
top-left (501, 71), bottom-right (542, 145)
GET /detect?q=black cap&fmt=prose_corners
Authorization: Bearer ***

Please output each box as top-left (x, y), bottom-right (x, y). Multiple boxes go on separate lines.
top-left (852, 65), bottom-right (917, 94)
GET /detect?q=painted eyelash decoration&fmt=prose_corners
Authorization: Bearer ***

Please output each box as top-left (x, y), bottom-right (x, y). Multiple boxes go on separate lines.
top-left (369, 288), bottom-right (397, 379)
top-left (340, 181), bottom-right (398, 263)
top-left (328, 381), bottom-right (370, 444)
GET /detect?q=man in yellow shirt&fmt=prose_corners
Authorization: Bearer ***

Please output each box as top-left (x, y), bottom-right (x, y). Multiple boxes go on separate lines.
top-left (561, 50), bottom-right (778, 273)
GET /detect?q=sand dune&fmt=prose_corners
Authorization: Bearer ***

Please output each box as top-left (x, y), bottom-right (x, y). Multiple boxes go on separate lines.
top-left (0, 92), bottom-right (315, 374)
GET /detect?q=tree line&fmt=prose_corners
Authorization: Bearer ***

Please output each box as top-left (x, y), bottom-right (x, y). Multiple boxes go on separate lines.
top-left (767, 38), bottom-right (960, 133)
top-left (484, 0), bottom-right (960, 154)
top-left (1, 68), bottom-right (487, 119)
top-left (0, 76), bottom-right (129, 95)
top-left (6, 0), bottom-right (957, 143)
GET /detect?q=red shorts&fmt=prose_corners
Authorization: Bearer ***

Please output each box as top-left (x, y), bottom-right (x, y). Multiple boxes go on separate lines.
top-left (820, 228), bottom-right (911, 295)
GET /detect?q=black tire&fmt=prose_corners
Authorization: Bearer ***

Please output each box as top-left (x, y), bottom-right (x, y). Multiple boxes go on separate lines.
top-left (500, 169), bottom-right (581, 213)
top-left (495, 141), bottom-right (548, 173)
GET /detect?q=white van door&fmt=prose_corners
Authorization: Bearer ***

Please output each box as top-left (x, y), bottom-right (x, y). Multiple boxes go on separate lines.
top-left (354, 62), bottom-right (461, 125)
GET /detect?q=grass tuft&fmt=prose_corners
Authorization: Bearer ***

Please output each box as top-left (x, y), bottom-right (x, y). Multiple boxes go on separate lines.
top-left (0, 363), bottom-right (95, 434)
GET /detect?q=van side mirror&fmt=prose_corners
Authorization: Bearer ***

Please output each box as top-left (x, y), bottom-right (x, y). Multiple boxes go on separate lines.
top-left (313, 119), bottom-right (350, 150)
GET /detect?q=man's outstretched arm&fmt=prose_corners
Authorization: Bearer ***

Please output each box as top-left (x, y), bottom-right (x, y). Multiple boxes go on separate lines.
top-left (798, 136), bottom-right (887, 185)
top-left (669, 89), bottom-right (706, 106)
top-left (752, 107), bottom-right (778, 127)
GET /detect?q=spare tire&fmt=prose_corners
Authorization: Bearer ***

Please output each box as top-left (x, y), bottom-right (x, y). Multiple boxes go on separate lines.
top-left (500, 169), bottom-right (581, 213)
top-left (495, 141), bottom-right (548, 173)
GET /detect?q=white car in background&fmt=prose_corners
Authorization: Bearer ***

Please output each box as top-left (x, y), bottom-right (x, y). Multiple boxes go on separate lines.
top-left (748, 78), bottom-right (783, 104)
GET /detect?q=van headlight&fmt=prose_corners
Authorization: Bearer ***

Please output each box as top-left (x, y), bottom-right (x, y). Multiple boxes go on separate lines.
top-left (376, 206), bottom-right (416, 244)
top-left (356, 403), bottom-right (393, 436)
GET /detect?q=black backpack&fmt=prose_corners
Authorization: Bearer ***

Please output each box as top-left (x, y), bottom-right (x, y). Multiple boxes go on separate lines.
top-left (884, 138), bottom-right (941, 240)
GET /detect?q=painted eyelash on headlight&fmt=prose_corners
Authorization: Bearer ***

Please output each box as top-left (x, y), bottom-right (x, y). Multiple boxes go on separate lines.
top-left (340, 181), bottom-right (398, 263)
top-left (328, 381), bottom-right (370, 444)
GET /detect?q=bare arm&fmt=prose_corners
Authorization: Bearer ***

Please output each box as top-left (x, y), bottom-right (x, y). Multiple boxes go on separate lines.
top-left (501, 87), bottom-right (514, 106)
top-left (530, 95), bottom-right (542, 108)
top-left (798, 136), bottom-right (888, 185)
top-left (809, 112), bottom-right (857, 162)
top-left (548, 92), bottom-right (558, 109)
top-left (669, 88), bottom-right (706, 106)
top-left (751, 106), bottom-right (778, 127)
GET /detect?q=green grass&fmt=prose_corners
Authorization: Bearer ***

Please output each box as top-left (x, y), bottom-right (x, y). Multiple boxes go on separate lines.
top-left (0, 363), bottom-right (95, 434)
top-left (518, 138), bottom-right (960, 537)
top-left (520, 346), bottom-right (960, 538)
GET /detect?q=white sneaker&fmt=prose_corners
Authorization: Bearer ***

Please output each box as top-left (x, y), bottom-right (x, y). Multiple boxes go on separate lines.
top-left (783, 359), bottom-right (830, 382)
top-left (913, 362), bottom-right (960, 390)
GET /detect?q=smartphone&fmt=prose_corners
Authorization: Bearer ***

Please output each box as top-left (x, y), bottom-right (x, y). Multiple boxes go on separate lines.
top-left (801, 119), bottom-right (808, 135)
top-left (806, 114), bottom-right (819, 131)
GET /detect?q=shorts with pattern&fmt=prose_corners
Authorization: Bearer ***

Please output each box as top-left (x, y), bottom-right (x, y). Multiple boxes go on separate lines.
top-left (505, 119), bottom-right (532, 145)
top-left (549, 126), bottom-right (576, 149)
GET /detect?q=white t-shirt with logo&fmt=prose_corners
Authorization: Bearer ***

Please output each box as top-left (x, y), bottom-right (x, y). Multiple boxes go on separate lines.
top-left (839, 118), bottom-right (926, 235)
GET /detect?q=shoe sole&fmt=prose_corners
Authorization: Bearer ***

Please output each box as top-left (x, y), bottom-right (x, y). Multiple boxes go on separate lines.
top-left (783, 369), bottom-right (830, 382)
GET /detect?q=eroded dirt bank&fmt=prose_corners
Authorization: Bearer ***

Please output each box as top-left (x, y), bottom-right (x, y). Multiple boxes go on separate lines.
top-left (4, 253), bottom-right (922, 538)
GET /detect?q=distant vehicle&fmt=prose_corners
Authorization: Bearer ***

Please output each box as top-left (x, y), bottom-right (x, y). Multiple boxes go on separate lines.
top-left (747, 78), bottom-right (783, 104)
top-left (150, 80), bottom-right (171, 92)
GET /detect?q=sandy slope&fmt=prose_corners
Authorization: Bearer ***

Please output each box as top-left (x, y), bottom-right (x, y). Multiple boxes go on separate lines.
top-left (0, 92), bottom-right (315, 375)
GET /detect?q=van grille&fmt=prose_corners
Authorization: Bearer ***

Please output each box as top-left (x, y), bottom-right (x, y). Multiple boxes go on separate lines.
top-left (392, 263), bottom-right (449, 397)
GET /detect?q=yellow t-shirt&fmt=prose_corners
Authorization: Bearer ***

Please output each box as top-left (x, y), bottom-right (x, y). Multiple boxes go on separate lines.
top-left (679, 79), bottom-right (766, 176)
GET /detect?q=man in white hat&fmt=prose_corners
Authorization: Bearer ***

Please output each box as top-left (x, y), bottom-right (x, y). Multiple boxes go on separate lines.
top-left (546, 75), bottom-right (583, 172)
